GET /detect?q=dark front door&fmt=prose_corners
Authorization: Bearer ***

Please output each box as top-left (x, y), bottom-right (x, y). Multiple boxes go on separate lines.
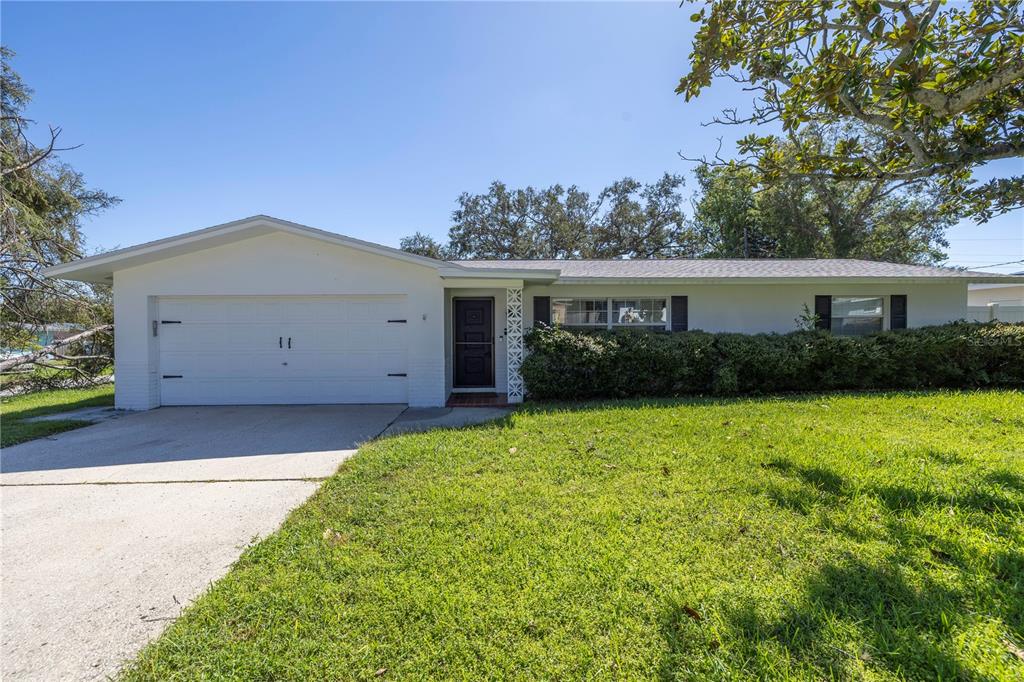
top-left (454, 298), bottom-right (494, 388)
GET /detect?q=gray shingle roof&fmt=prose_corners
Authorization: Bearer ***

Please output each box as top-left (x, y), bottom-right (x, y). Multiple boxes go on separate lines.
top-left (452, 258), bottom-right (1002, 279)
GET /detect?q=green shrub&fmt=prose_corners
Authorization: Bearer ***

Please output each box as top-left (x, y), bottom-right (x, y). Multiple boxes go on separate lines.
top-left (521, 322), bottom-right (1024, 400)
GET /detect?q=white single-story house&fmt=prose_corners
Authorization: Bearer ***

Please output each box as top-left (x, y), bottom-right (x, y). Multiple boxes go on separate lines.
top-left (45, 215), bottom-right (1024, 410)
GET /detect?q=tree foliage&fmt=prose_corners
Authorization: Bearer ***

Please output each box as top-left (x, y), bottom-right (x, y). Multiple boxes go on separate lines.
top-left (399, 232), bottom-right (449, 260)
top-left (692, 134), bottom-right (954, 263)
top-left (678, 0), bottom-right (1024, 221)
top-left (403, 174), bottom-right (696, 260)
top-left (405, 156), bottom-right (953, 264)
top-left (1, 47), bottom-right (118, 387)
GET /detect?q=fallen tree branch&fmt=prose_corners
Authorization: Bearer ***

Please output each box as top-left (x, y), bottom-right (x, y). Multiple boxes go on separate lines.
top-left (0, 323), bottom-right (112, 373)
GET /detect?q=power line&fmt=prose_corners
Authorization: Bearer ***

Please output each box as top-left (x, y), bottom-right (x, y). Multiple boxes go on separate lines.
top-left (951, 258), bottom-right (1024, 268)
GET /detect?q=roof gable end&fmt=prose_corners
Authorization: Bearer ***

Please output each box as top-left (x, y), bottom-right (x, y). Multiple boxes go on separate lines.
top-left (43, 215), bottom-right (465, 283)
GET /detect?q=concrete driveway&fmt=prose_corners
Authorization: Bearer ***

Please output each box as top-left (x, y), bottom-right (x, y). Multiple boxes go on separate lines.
top-left (0, 405), bottom-right (406, 681)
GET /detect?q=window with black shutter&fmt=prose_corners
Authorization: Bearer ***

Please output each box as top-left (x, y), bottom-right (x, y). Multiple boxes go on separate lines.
top-left (814, 295), bottom-right (832, 331)
top-left (533, 296), bottom-right (551, 326)
top-left (890, 295), bottom-right (907, 329)
top-left (671, 296), bottom-right (688, 332)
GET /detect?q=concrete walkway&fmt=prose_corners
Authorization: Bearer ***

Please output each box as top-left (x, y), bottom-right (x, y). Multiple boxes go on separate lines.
top-left (0, 404), bottom-right (509, 681)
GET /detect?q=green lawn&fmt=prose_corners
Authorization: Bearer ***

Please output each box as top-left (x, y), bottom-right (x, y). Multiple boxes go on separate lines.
top-left (0, 384), bottom-right (115, 447)
top-left (124, 391), bottom-right (1023, 681)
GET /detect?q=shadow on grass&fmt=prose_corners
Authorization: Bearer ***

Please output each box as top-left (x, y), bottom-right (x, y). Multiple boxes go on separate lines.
top-left (659, 556), bottom-right (972, 680)
top-left (762, 456), bottom-right (1024, 517)
top-left (658, 450), bottom-right (1024, 679)
top-left (986, 469), bottom-right (1024, 494)
top-left (762, 458), bottom-right (846, 496)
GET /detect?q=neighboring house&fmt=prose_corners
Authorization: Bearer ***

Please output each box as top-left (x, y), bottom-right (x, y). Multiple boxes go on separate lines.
top-left (44, 215), bottom-right (1024, 410)
top-left (968, 272), bottom-right (1024, 323)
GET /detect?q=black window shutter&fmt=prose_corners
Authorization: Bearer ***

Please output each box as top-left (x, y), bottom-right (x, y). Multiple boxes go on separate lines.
top-left (890, 295), bottom-right (907, 329)
top-left (533, 296), bottom-right (551, 326)
top-left (814, 295), bottom-right (832, 331)
top-left (671, 296), bottom-right (688, 332)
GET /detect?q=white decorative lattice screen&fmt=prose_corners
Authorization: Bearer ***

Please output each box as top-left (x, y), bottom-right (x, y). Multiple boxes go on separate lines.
top-left (506, 287), bottom-right (524, 402)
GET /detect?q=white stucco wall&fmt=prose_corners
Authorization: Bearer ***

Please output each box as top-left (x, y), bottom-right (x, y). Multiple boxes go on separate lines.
top-left (112, 232), bottom-right (446, 410)
top-left (522, 282), bottom-right (968, 333)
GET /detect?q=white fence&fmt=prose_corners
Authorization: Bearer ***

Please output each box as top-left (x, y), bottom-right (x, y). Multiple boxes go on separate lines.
top-left (968, 304), bottom-right (1024, 323)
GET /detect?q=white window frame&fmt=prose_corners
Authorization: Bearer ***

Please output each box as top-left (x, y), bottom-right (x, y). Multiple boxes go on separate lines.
top-left (831, 295), bottom-right (886, 335)
top-left (550, 297), bottom-right (610, 328)
top-left (551, 296), bottom-right (670, 331)
top-left (611, 297), bottom-right (669, 329)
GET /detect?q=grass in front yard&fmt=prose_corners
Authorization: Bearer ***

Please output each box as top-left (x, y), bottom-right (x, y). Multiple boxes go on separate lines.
top-left (124, 391), bottom-right (1024, 681)
top-left (0, 384), bottom-right (114, 447)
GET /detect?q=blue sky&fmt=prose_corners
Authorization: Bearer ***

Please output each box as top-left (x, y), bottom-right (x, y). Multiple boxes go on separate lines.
top-left (4, 1), bottom-right (1022, 272)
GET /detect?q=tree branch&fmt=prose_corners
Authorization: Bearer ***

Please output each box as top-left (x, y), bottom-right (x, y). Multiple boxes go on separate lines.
top-left (913, 58), bottom-right (1024, 116)
top-left (0, 125), bottom-right (82, 177)
top-left (0, 324), bottom-right (112, 373)
top-left (836, 90), bottom-right (932, 165)
top-left (885, 1), bottom-right (941, 73)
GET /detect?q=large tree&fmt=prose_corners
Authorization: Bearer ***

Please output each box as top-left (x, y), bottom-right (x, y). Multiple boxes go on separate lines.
top-left (1, 47), bottom-right (118, 387)
top-left (692, 162), bottom-right (953, 263)
top-left (691, 126), bottom-right (955, 262)
top-left (678, 0), bottom-right (1024, 221)
top-left (403, 174), bottom-right (696, 260)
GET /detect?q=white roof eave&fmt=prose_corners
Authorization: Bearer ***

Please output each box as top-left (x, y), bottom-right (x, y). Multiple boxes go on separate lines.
top-left (551, 275), bottom-right (1024, 285)
top-left (439, 267), bottom-right (560, 282)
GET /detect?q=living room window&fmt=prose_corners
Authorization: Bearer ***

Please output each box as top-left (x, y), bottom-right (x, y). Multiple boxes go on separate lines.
top-left (551, 297), bottom-right (668, 330)
top-left (831, 296), bottom-right (884, 335)
top-left (613, 298), bottom-right (667, 328)
top-left (551, 298), bottom-right (608, 327)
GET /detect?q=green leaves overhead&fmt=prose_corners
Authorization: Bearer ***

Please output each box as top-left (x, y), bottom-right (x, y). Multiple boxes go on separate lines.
top-left (678, 0), bottom-right (1024, 221)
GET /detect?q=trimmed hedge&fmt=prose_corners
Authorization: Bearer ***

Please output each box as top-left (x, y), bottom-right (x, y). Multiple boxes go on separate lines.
top-left (521, 322), bottom-right (1024, 400)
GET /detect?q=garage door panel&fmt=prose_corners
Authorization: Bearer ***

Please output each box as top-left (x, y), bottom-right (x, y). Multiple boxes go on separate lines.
top-left (225, 324), bottom-right (284, 350)
top-left (181, 300), bottom-right (225, 322)
top-left (161, 379), bottom-right (292, 405)
top-left (345, 301), bottom-right (374, 322)
top-left (285, 323), bottom-right (406, 352)
top-left (155, 324), bottom-right (225, 352)
top-left (166, 378), bottom-right (406, 406)
top-left (223, 299), bottom-right (280, 322)
top-left (160, 323), bottom-right (282, 353)
top-left (379, 350), bottom-right (408, 375)
top-left (285, 350), bottom-right (406, 378)
top-left (284, 324), bottom-right (339, 352)
top-left (286, 352), bottom-right (367, 377)
top-left (158, 296), bottom-right (408, 405)
top-left (160, 351), bottom-right (285, 378)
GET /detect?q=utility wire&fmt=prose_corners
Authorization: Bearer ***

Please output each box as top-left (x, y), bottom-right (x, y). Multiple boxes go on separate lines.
top-left (964, 258), bottom-right (1024, 268)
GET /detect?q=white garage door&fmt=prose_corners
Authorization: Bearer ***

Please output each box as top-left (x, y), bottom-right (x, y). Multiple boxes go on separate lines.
top-left (158, 296), bottom-right (408, 405)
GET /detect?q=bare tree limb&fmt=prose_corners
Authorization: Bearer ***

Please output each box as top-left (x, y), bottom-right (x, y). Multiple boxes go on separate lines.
top-left (0, 125), bottom-right (82, 177)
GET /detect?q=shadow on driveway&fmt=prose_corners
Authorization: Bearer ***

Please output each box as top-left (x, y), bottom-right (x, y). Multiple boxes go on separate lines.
top-left (0, 404), bottom-right (406, 476)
